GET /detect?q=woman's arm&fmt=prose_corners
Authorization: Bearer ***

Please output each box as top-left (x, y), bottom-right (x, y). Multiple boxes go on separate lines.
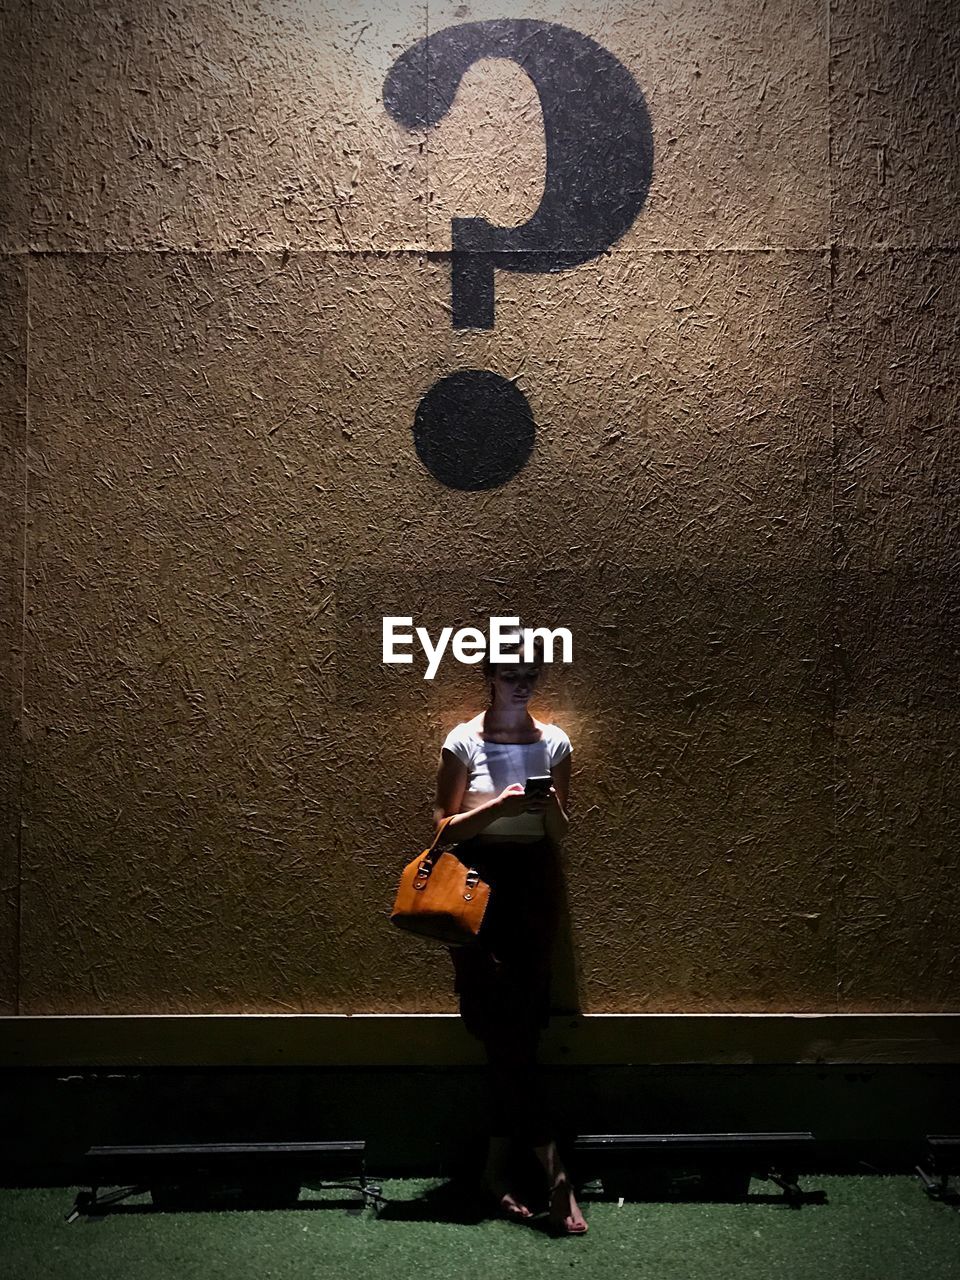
top-left (433, 748), bottom-right (468, 835)
top-left (433, 748), bottom-right (536, 841)
top-left (543, 752), bottom-right (572, 845)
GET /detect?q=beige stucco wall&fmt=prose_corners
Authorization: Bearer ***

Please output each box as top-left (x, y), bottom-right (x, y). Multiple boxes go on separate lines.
top-left (1, 0), bottom-right (957, 1017)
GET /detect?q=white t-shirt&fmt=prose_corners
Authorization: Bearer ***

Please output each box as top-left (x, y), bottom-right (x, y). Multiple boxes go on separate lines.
top-left (441, 713), bottom-right (572, 840)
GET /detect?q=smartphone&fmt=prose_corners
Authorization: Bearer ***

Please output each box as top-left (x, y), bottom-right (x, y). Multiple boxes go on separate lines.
top-left (524, 775), bottom-right (552, 798)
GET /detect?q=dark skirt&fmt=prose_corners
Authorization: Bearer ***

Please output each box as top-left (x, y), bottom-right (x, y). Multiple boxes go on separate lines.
top-left (447, 835), bottom-right (563, 1141)
top-left (447, 836), bottom-right (562, 1038)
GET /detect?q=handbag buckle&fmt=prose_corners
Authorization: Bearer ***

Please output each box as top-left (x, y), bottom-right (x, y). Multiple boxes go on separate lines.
top-left (464, 868), bottom-right (480, 888)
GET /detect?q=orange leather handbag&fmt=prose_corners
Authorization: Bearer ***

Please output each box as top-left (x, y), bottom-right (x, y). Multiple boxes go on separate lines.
top-left (390, 816), bottom-right (491, 946)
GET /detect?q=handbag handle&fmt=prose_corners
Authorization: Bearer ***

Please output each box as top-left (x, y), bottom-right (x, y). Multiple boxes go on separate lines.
top-left (419, 815), bottom-right (458, 871)
top-left (415, 814), bottom-right (484, 888)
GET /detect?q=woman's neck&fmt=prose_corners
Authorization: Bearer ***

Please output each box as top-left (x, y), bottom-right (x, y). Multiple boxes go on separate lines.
top-left (483, 703), bottom-right (536, 735)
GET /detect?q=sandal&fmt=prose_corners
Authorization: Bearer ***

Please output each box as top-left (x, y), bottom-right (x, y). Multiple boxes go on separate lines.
top-left (547, 1178), bottom-right (588, 1236)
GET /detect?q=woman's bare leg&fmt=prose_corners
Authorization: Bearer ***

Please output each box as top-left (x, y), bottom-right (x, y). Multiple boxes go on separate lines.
top-left (480, 1135), bottom-right (533, 1218)
top-left (532, 1139), bottom-right (588, 1233)
top-left (479, 1019), bottom-right (543, 1220)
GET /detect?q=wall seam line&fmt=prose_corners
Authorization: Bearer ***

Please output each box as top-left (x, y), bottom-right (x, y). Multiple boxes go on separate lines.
top-left (19, 244), bottom-right (960, 259)
top-left (15, 0), bottom-right (34, 1019)
top-left (826, 0), bottom-right (841, 1017)
top-left (424, 0), bottom-right (430, 255)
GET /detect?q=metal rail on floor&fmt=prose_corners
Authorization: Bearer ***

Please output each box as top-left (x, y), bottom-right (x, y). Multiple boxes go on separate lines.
top-left (573, 1131), bottom-right (819, 1206)
top-left (916, 1135), bottom-right (960, 1206)
top-left (67, 1140), bottom-right (385, 1222)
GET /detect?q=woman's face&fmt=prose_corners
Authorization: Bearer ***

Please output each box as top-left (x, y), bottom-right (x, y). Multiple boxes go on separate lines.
top-left (490, 663), bottom-right (541, 707)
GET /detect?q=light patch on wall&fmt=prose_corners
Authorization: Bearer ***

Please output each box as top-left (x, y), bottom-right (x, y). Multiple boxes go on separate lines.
top-left (427, 55), bottom-right (546, 239)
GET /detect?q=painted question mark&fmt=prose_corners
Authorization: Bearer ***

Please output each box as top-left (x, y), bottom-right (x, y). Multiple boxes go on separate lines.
top-left (383, 19), bottom-right (653, 490)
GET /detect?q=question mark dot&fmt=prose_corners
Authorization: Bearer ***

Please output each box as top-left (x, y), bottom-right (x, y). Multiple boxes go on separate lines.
top-left (413, 369), bottom-right (535, 491)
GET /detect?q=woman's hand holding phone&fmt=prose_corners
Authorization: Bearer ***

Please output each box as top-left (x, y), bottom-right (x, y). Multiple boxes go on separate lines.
top-left (497, 782), bottom-right (552, 816)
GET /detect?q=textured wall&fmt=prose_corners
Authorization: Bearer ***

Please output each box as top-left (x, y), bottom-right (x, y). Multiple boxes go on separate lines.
top-left (0, 0), bottom-right (957, 1016)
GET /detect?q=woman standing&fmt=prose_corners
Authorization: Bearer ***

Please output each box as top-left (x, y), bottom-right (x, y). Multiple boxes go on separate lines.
top-left (433, 636), bottom-right (587, 1235)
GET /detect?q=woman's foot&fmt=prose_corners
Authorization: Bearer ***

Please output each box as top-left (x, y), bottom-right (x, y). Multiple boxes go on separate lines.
top-left (479, 1175), bottom-right (533, 1221)
top-left (480, 1135), bottom-right (533, 1221)
top-left (547, 1176), bottom-right (588, 1235)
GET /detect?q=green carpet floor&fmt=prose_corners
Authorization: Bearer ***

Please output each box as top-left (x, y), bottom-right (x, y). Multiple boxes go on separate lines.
top-left (1, 1177), bottom-right (958, 1280)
